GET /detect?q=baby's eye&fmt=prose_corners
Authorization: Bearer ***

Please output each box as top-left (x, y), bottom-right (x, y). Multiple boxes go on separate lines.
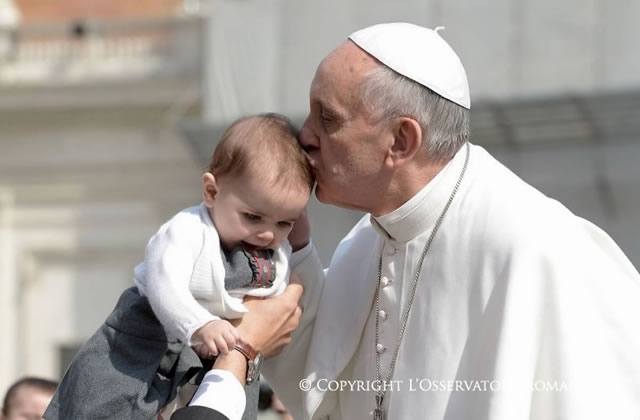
top-left (277, 221), bottom-right (294, 228)
top-left (244, 213), bottom-right (261, 222)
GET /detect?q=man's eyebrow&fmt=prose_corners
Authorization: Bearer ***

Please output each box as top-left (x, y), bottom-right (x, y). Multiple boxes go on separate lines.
top-left (314, 97), bottom-right (329, 110)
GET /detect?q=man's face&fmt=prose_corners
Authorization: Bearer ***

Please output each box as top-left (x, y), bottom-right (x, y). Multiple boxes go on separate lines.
top-left (2, 386), bottom-right (52, 420)
top-left (300, 42), bottom-right (393, 212)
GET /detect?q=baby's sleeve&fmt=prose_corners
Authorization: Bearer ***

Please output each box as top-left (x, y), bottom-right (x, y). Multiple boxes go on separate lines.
top-left (139, 215), bottom-right (218, 344)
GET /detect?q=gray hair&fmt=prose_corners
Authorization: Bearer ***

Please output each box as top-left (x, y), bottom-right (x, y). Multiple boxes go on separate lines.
top-left (360, 64), bottom-right (470, 162)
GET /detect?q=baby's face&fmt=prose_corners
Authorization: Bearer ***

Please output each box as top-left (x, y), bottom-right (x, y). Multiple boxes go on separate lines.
top-left (205, 172), bottom-right (310, 251)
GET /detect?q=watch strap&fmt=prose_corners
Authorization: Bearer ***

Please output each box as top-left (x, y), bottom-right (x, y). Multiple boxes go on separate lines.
top-left (234, 339), bottom-right (258, 361)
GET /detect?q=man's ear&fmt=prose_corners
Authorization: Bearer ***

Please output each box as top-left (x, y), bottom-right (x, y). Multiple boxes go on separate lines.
top-left (202, 172), bottom-right (219, 207)
top-left (386, 117), bottom-right (423, 168)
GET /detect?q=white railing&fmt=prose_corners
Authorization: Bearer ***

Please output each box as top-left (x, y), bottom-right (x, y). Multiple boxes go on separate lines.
top-left (0, 15), bottom-right (203, 84)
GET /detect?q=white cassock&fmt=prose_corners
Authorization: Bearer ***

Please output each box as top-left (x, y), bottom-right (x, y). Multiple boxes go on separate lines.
top-left (263, 143), bottom-right (640, 420)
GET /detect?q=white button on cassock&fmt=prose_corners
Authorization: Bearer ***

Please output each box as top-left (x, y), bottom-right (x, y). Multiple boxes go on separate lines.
top-left (376, 343), bottom-right (386, 354)
top-left (378, 310), bottom-right (387, 320)
top-left (381, 276), bottom-right (392, 287)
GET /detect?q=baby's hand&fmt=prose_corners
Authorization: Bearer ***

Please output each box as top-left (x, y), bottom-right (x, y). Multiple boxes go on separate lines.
top-left (288, 208), bottom-right (310, 251)
top-left (192, 319), bottom-right (240, 358)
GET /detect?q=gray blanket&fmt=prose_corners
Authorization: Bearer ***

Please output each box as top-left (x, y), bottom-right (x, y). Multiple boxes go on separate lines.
top-left (44, 287), bottom-right (258, 420)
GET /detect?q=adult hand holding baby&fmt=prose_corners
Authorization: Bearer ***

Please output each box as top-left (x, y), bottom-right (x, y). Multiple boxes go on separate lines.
top-left (232, 274), bottom-right (304, 357)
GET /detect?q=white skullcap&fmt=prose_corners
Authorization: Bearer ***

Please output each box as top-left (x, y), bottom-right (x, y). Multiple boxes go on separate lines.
top-left (349, 22), bottom-right (471, 109)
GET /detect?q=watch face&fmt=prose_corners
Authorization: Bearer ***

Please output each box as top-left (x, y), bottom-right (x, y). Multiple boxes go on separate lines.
top-left (248, 352), bottom-right (264, 383)
top-left (255, 352), bottom-right (264, 369)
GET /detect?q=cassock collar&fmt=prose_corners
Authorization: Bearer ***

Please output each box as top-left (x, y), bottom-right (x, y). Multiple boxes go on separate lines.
top-left (371, 143), bottom-right (469, 243)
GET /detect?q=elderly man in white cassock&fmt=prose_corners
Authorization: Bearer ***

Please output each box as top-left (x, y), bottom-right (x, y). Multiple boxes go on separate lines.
top-left (171, 22), bottom-right (640, 420)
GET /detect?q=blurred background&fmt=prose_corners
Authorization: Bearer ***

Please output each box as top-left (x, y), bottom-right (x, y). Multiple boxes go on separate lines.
top-left (0, 0), bottom-right (639, 415)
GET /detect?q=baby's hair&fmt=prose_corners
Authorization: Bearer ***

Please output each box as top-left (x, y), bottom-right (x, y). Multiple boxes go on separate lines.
top-left (208, 113), bottom-right (313, 192)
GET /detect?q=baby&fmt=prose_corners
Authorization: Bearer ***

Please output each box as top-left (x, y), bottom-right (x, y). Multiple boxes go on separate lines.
top-left (135, 112), bottom-right (312, 358)
top-left (44, 113), bottom-right (312, 420)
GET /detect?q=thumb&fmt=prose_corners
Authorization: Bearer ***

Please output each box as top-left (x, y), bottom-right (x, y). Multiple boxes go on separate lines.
top-left (282, 280), bottom-right (304, 302)
top-left (289, 271), bottom-right (301, 285)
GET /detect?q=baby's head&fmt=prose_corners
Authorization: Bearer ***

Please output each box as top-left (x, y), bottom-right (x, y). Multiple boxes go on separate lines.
top-left (202, 113), bottom-right (313, 251)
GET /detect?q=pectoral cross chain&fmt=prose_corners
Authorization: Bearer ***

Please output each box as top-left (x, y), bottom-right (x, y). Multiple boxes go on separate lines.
top-left (373, 394), bottom-right (384, 420)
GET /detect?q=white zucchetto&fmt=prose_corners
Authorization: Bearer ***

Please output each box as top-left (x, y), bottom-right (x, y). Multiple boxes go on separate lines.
top-left (349, 22), bottom-right (471, 109)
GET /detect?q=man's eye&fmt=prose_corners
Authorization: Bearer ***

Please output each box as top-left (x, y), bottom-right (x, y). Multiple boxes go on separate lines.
top-left (321, 112), bottom-right (334, 122)
top-left (244, 213), bottom-right (261, 222)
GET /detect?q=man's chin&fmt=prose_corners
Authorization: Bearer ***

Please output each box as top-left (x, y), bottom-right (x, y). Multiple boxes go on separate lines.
top-left (315, 186), bottom-right (366, 212)
top-left (314, 186), bottom-right (342, 207)
top-left (314, 185), bottom-right (331, 203)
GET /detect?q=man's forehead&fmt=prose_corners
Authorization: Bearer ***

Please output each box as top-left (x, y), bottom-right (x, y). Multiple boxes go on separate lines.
top-left (323, 41), bottom-right (377, 76)
top-left (310, 42), bottom-right (376, 107)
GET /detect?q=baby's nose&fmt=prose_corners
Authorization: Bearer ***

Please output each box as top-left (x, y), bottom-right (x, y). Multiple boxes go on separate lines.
top-left (255, 230), bottom-right (274, 246)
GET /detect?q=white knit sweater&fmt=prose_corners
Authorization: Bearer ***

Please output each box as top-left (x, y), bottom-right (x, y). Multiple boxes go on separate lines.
top-left (133, 203), bottom-right (290, 345)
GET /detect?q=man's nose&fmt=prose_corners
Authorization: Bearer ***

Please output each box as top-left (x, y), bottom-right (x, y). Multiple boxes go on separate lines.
top-left (299, 118), bottom-right (319, 152)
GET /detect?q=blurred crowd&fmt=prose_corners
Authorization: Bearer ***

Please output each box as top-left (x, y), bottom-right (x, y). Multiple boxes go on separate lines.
top-left (0, 376), bottom-right (290, 420)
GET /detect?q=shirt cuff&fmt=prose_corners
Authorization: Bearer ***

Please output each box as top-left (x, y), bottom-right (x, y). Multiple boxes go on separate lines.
top-left (189, 369), bottom-right (246, 420)
top-left (290, 240), bottom-right (313, 268)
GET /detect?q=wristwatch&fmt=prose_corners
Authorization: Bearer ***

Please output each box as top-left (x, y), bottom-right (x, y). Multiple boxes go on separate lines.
top-left (234, 339), bottom-right (263, 384)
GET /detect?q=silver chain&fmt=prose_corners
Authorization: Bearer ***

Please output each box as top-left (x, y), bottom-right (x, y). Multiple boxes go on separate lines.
top-left (374, 142), bottom-right (470, 415)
